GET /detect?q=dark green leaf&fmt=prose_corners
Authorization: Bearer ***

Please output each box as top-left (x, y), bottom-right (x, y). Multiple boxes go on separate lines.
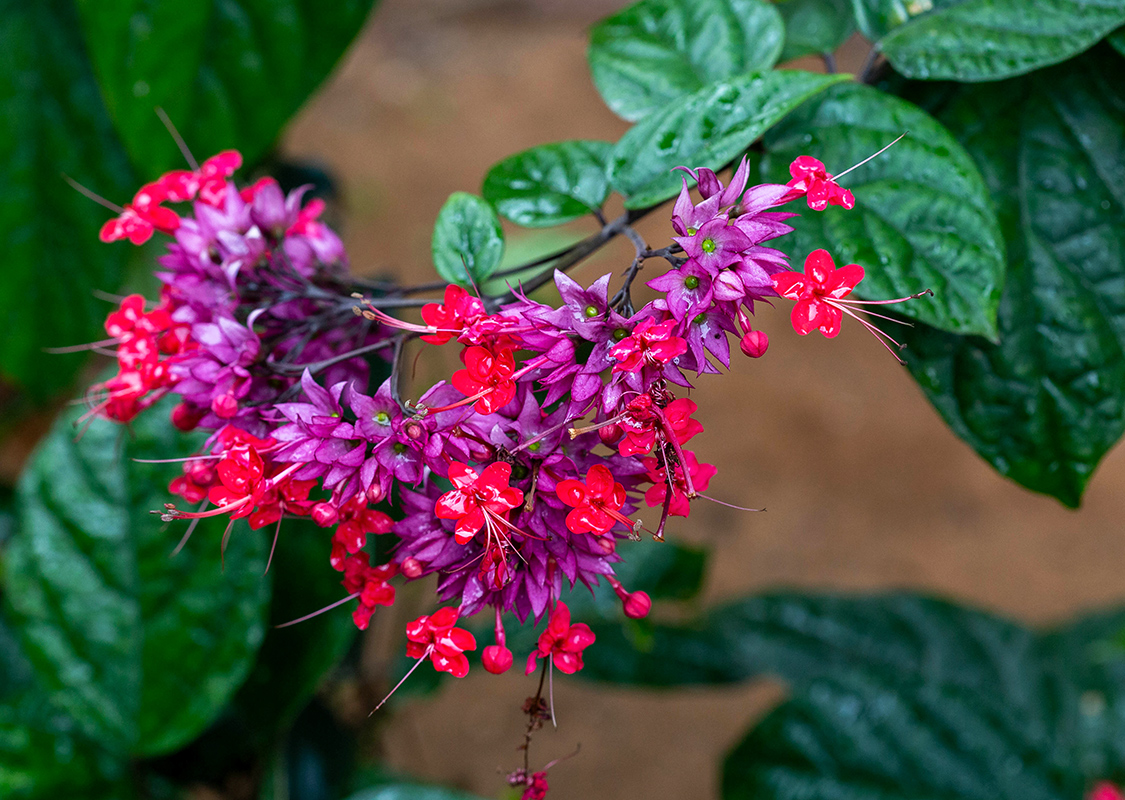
top-left (849, 0), bottom-right (962, 41)
top-left (482, 140), bottom-right (612, 227)
top-left (776, 0), bottom-right (856, 61)
top-left (581, 591), bottom-right (1037, 691)
top-left (0, 0), bottom-right (135, 397)
top-left (1110, 26), bottom-right (1125, 55)
top-left (76, 0), bottom-right (378, 173)
top-left (609, 70), bottom-right (848, 209)
top-left (879, 0), bottom-right (1125, 82)
top-left (228, 520), bottom-right (356, 750)
top-left (758, 82), bottom-right (1004, 337)
top-left (2, 399), bottom-right (270, 755)
top-left (893, 53), bottom-right (1125, 506)
top-left (589, 0), bottom-right (785, 121)
top-left (722, 675), bottom-right (1067, 800)
top-left (431, 192), bottom-right (505, 287)
top-left (345, 784), bottom-right (488, 800)
top-left (0, 608), bottom-right (129, 799)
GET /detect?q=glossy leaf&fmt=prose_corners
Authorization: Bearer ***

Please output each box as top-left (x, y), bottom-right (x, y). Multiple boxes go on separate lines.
top-left (722, 676), bottom-right (1071, 800)
top-left (482, 140), bottom-right (612, 227)
top-left (0, 0), bottom-right (135, 397)
top-left (589, 0), bottom-right (785, 121)
top-left (431, 192), bottom-right (505, 287)
top-left (758, 82), bottom-right (1004, 337)
top-left (228, 519), bottom-right (356, 750)
top-left (776, 0), bottom-right (856, 61)
top-left (346, 786), bottom-right (487, 800)
top-left (849, 0), bottom-right (962, 40)
top-left (0, 609), bottom-right (128, 799)
top-left (2, 399), bottom-right (270, 755)
top-left (879, 0), bottom-right (1125, 82)
top-left (609, 70), bottom-right (848, 209)
top-left (75, 0), bottom-right (378, 174)
top-left (580, 591), bottom-right (1037, 690)
top-left (894, 53), bottom-right (1125, 506)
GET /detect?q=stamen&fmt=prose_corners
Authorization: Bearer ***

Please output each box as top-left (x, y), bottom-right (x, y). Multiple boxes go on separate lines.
top-left (833, 132), bottom-right (909, 181)
top-left (155, 107), bottom-right (199, 171)
top-left (61, 174), bottom-right (124, 213)
top-left (275, 591), bottom-right (362, 628)
top-left (372, 649), bottom-right (430, 714)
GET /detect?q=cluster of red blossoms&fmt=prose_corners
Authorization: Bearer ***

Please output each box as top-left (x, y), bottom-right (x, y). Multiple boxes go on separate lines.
top-left (85, 143), bottom-right (925, 706)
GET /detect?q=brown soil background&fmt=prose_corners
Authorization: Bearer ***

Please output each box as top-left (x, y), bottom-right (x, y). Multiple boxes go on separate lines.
top-left (280, 2), bottom-right (1125, 798)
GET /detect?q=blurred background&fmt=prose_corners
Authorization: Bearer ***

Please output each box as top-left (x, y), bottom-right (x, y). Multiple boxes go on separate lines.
top-left (272, 1), bottom-right (1125, 797)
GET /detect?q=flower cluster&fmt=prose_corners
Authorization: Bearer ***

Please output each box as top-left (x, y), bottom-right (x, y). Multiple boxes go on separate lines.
top-left (87, 143), bottom-right (923, 696)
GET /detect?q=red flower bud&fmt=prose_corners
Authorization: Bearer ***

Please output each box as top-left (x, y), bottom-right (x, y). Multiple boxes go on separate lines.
top-left (482, 644), bottom-right (513, 674)
top-left (740, 329), bottom-right (769, 358)
top-left (170, 402), bottom-right (205, 431)
top-left (311, 502), bottom-right (338, 527)
top-left (401, 557), bottom-right (425, 579)
top-left (623, 590), bottom-right (652, 620)
top-left (211, 393), bottom-right (239, 419)
top-left (598, 422), bottom-right (623, 446)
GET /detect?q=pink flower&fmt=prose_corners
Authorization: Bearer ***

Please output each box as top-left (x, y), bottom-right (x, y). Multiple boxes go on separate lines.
top-left (525, 601), bottom-right (595, 675)
top-left (434, 461), bottom-right (524, 544)
top-left (405, 606), bottom-right (477, 678)
top-left (772, 249), bottom-right (864, 338)
top-left (555, 464), bottom-right (633, 535)
top-left (785, 155), bottom-right (854, 211)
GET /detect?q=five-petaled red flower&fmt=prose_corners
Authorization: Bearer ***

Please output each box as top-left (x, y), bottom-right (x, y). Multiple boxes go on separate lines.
top-left (406, 606), bottom-right (477, 678)
top-left (785, 155), bottom-right (854, 211)
top-left (420, 284), bottom-right (488, 345)
top-left (555, 464), bottom-right (631, 535)
top-left (435, 462), bottom-right (524, 544)
top-left (99, 181), bottom-right (181, 245)
top-left (526, 601), bottom-right (595, 675)
top-left (618, 395), bottom-right (703, 458)
top-left (451, 346), bottom-right (518, 414)
top-left (609, 318), bottom-right (687, 373)
top-left (772, 249), bottom-right (864, 338)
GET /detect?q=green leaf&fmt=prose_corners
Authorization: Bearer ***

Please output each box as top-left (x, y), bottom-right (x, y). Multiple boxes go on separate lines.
top-left (1110, 25), bottom-right (1125, 55)
top-left (75, 0), bottom-right (379, 174)
top-left (2, 399), bottom-right (270, 756)
top-left (892, 53), bottom-right (1125, 506)
top-left (346, 785), bottom-right (488, 800)
top-left (228, 519), bottom-right (356, 750)
top-left (589, 0), bottom-right (785, 122)
top-left (431, 192), bottom-right (505, 287)
top-left (0, 609), bottom-right (129, 799)
top-left (776, 0), bottom-right (856, 61)
top-left (849, 0), bottom-right (963, 41)
top-left (0, 0), bottom-right (135, 397)
top-left (581, 591), bottom-right (1037, 690)
top-left (758, 82), bottom-right (1004, 338)
top-left (722, 675), bottom-right (1068, 800)
top-left (609, 70), bottom-right (848, 209)
top-left (482, 140), bottom-right (612, 227)
top-left (878, 0), bottom-right (1125, 82)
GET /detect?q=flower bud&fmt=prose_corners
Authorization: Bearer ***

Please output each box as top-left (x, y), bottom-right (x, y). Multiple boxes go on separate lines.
top-left (403, 420), bottom-right (425, 440)
top-left (593, 536), bottom-right (616, 555)
top-left (598, 423), bottom-right (623, 446)
top-left (366, 483), bottom-right (386, 504)
top-left (482, 644), bottom-right (513, 674)
top-left (311, 502), bottom-right (338, 528)
top-left (623, 590), bottom-right (652, 620)
top-left (211, 393), bottom-right (239, 419)
top-left (401, 557), bottom-right (425, 579)
top-left (170, 402), bottom-right (205, 431)
top-left (740, 330), bottom-right (769, 358)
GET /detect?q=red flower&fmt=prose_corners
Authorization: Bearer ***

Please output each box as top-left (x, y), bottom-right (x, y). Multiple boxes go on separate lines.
top-left (435, 462), bottom-right (524, 544)
top-left (406, 606), bottom-right (477, 678)
top-left (99, 181), bottom-right (181, 245)
top-left (785, 155), bottom-right (854, 211)
top-left (420, 284), bottom-right (488, 345)
top-left (330, 497), bottom-right (396, 568)
top-left (609, 318), bottom-right (687, 373)
top-left (196, 150), bottom-right (243, 206)
top-left (772, 249), bottom-right (864, 338)
top-left (555, 464), bottom-right (633, 536)
top-left (643, 450), bottom-right (717, 517)
top-left (451, 346), bottom-right (517, 414)
top-left (1091, 783), bottom-right (1125, 800)
top-left (525, 601), bottom-right (595, 675)
top-left (618, 395), bottom-right (703, 457)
